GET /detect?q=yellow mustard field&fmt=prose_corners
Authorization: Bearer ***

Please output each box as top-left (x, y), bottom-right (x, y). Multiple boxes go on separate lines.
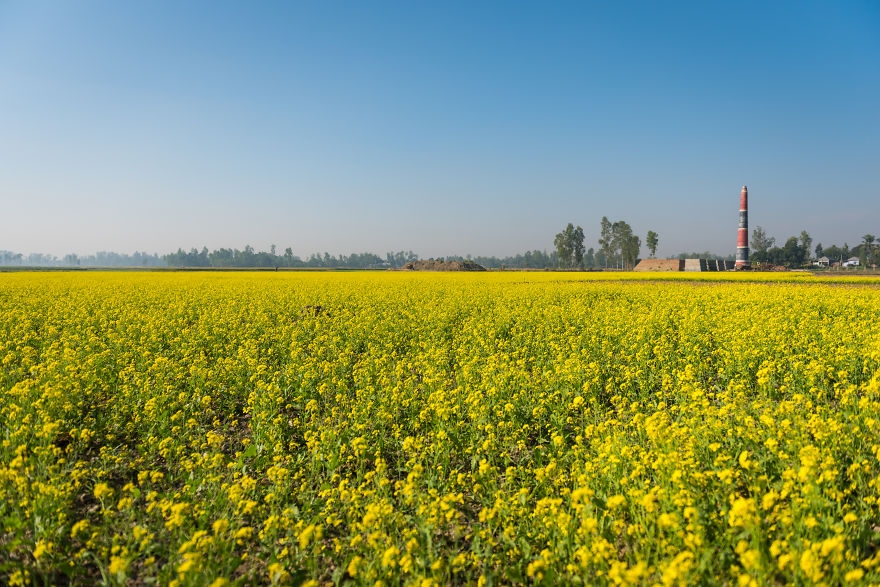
top-left (2, 271), bottom-right (880, 586)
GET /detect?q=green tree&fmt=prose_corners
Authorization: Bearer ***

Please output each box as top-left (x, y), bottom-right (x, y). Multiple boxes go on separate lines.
top-left (646, 230), bottom-right (659, 258)
top-left (554, 224), bottom-right (574, 268)
top-left (863, 234), bottom-right (876, 267)
top-left (554, 223), bottom-right (585, 268)
top-left (611, 221), bottom-right (640, 269)
top-left (611, 221), bottom-right (626, 268)
top-left (621, 233), bottom-right (641, 269)
top-left (781, 236), bottom-right (807, 268)
top-left (572, 225), bottom-right (586, 267)
top-left (598, 217), bottom-right (613, 268)
top-left (799, 231), bottom-right (812, 261)
top-left (751, 226), bottom-right (775, 263)
top-left (584, 247), bottom-right (595, 269)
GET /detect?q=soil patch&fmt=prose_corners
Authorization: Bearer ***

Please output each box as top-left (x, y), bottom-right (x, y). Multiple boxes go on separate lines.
top-left (401, 260), bottom-right (486, 271)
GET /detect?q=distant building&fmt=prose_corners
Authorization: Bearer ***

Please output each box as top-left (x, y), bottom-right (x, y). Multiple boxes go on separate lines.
top-left (815, 256), bottom-right (830, 268)
top-left (842, 257), bottom-right (860, 267)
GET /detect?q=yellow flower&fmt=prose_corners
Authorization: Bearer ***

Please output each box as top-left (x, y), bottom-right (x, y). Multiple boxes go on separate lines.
top-left (382, 546), bottom-right (400, 568)
top-left (165, 502), bottom-right (189, 530)
top-left (109, 555), bottom-right (128, 575)
top-left (640, 492), bottom-right (658, 513)
top-left (657, 512), bottom-right (678, 529)
top-left (33, 539), bottom-right (52, 561)
top-left (70, 520), bottom-right (89, 538)
top-left (799, 549), bottom-right (823, 582)
top-left (347, 555), bottom-right (363, 577)
top-left (93, 482), bottom-right (113, 501)
top-left (728, 497), bottom-right (756, 528)
top-left (234, 526), bottom-right (253, 545)
top-left (526, 557), bottom-right (546, 578)
top-left (267, 562), bottom-right (289, 582)
top-left (213, 519), bottom-right (229, 534)
top-left (845, 569), bottom-right (864, 582)
top-left (606, 494), bottom-right (626, 509)
top-left (177, 555), bottom-right (198, 575)
top-left (298, 524), bottom-right (316, 549)
top-left (9, 569), bottom-right (30, 587)
top-left (760, 490), bottom-right (778, 511)
top-left (660, 550), bottom-right (694, 586)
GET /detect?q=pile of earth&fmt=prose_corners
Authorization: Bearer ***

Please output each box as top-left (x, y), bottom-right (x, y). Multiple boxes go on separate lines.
top-left (401, 260), bottom-right (486, 271)
top-left (633, 259), bottom-right (683, 271)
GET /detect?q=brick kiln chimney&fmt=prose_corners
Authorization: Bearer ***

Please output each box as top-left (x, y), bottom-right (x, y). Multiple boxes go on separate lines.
top-left (735, 185), bottom-right (750, 269)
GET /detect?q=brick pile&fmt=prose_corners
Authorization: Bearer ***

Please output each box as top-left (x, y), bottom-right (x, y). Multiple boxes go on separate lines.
top-left (633, 259), bottom-right (684, 271)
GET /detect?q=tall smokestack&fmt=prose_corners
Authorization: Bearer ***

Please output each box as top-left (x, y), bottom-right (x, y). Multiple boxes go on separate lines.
top-left (736, 185), bottom-right (750, 269)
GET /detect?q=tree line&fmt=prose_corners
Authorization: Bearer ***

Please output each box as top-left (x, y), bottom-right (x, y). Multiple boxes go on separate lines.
top-left (162, 246), bottom-right (420, 269)
top-left (0, 250), bottom-right (164, 267)
top-left (751, 227), bottom-right (878, 268)
top-left (4, 228), bottom-right (875, 270)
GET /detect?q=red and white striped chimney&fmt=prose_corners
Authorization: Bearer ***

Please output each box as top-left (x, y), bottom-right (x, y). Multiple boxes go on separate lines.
top-left (735, 185), bottom-right (750, 269)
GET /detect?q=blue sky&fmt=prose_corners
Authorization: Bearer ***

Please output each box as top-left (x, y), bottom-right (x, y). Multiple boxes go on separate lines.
top-left (1, 1), bottom-right (878, 259)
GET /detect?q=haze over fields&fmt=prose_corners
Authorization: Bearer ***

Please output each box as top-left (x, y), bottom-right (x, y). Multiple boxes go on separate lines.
top-left (1, 1), bottom-right (878, 260)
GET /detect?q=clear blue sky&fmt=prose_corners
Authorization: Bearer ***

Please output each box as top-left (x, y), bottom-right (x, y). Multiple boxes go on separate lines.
top-left (2, 1), bottom-right (878, 259)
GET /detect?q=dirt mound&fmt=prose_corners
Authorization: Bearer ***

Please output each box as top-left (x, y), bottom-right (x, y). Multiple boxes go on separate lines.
top-left (633, 259), bottom-right (683, 271)
top-left (401, 260), bottom-right (486, 272)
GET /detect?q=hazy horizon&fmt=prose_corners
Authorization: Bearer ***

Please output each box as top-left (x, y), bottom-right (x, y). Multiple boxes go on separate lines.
top-left (0, 238), bottom-right (866, 262)
top-left (2, 2), bottom-right (878, 260)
